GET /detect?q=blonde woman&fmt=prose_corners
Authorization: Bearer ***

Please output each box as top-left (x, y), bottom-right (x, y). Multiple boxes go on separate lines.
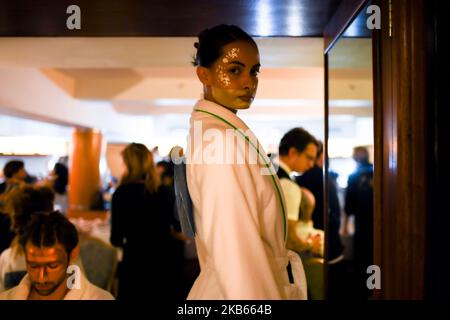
top-left (110, 143), bottom-right (176, 300)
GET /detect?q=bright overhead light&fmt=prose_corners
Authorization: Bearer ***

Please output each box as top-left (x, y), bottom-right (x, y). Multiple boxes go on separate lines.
top-left (286, 0), bottom-right (304, 36)
top-left (329, 99), bottom-right (372, 108)
top-left (256, 0), bottom-right (274, 36)
top-left (252, 99), bottom-right (323, 107)
top-left (0, 136), bottom-right (68, 155)
top-left (153, 99), bottom-right (196, 107)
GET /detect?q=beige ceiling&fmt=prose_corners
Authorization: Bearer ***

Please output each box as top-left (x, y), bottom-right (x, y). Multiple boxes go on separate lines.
top-left (0, 37), bottom-right (323, 68)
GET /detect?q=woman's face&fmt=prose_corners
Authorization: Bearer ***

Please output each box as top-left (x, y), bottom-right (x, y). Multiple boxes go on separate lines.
top-left (202, 41), bottom-right (260, 111)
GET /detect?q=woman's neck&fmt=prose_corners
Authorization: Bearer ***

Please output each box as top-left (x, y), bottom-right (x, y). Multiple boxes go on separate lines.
top-left (203, 98), bottom-right (237, 114)
top-left (203, 92), bottom-right (238, 114)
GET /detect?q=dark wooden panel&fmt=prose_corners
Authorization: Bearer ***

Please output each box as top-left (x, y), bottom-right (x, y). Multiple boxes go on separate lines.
top-left (425, 0), bottom-right (450, 300)
top-left (0, 0), bottom-right (341, 37)
top-left (372, 0), bottom-right (428, 299)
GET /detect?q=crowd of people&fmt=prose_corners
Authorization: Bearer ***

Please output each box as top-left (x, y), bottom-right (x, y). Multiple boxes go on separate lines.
top-left (0, 146), bottom-right (198, 301)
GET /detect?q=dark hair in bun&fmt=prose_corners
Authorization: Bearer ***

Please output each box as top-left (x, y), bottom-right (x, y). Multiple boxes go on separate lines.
top-left (192, 24), bottom-right (257, 68)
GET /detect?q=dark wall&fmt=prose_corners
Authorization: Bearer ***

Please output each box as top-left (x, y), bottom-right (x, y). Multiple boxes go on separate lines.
top-left (425, 0), bottom-right (450, 300)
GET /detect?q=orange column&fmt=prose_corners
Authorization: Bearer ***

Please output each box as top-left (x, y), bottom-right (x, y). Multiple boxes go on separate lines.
top-left (68, 128), bottom-right (103, 212)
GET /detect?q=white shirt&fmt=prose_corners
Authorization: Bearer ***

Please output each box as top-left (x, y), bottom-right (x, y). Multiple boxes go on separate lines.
top-left (278, 160), bottom-right (302, 221)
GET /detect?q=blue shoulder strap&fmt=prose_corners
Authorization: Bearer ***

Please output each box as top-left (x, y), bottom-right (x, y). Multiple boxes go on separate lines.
top-left (174, 157), bottom-right (196, 238)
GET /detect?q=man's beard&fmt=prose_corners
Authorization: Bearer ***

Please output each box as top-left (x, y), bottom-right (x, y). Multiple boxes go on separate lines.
top-left (32, 275), bottom-right (67, 296)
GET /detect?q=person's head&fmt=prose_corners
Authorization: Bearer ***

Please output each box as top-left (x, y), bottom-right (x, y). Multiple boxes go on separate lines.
top-left (352, 146), bottom-right (370, 165)
top-left (19, 211), bottom-right (79, 298)
top-left (52, 163), bottom-right (68, 195)
top-left (278, 128), bottom-right (319, 173)
top-left (121, 143), bottom-right (159, 193)
top-left (193, 24), bottom-right (260, 112)
top-left (299, 187), bottom-right (316, 223)
top-left (9, 185), bottom-right (54, 236)
top-left (3, 160), bottom-right (27, 181)
top-left (156, 160), bottom-right (174, 187)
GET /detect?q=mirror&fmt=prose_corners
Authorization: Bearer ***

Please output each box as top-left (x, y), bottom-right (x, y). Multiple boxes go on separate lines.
top-left (326, 5), bottom-right (374, 300)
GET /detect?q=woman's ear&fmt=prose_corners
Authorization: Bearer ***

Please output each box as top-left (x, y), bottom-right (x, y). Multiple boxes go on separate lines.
top-left (196, 66), bottom-right (212, 85)
top-left (288, 147), bottom-right (298, 158)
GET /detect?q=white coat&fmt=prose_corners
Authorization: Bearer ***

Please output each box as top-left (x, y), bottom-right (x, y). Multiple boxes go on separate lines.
top-left (186, 99), bottom-right (307, 300)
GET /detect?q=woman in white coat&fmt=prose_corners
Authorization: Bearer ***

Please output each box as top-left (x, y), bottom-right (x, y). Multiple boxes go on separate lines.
top-left (185, 24), bottom-right (307, 300)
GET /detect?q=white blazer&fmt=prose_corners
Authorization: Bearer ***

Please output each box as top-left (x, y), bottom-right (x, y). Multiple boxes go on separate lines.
top-left (186, 99), bottom-right (307, 300)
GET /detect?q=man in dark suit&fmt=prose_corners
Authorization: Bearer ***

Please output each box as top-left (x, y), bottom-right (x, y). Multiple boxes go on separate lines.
top-left (296, 142), bottom-right (346, 299)
top-left (343, 146), bottom-right (374, 299)
top-left (296, 142), bottom-right (344, 262)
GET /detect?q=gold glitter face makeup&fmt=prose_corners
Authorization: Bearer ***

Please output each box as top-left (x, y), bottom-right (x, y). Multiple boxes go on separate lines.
top-left (207, 42), bottom-right (260, 111)
top-left (216, 65), bottom-right (231, 87)
top-left (221, 47), bottom-right (240, 64)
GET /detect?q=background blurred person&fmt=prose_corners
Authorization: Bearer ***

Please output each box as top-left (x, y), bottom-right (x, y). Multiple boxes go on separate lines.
top-left (156, 160), bottom-right (174, 187)
top-left (277, 127), bottom-right (318, 222)
top-left (295, 142), bottom-right (325, 229)
top-left (1, 161), bottom-right (39, 254)
top-left (0, 185), bottom-right (54, 292)
top-left (110, 143), bottom-right (177, 301)
top-left (295, 187), bottom-right (324, 257)
top-left (49, 162), bottom-right (69, 214)
top-left (296, 141), bottom-right (346, 299)
top-left (276, 128), bottom-right (319, 257)
top-left (0, 160), bottom-right (28, 195)
top-left (0, 211), bottom-right (113, 300)
top-left (0, 199), bottom-right (15, 256)
top-left (296, 142), bottom-right (344, 263)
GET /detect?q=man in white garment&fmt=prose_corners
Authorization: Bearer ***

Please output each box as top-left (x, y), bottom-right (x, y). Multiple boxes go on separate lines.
top-left (0, 211), bottom-right (113, 300)
top-left (296, 187), bottom-right (324, 257)
top-left (276, 127), bottom-right (319, 253)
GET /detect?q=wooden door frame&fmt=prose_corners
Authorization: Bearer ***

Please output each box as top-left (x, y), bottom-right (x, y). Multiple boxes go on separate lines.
top-left (371, 0), bottom-right (430, 299)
